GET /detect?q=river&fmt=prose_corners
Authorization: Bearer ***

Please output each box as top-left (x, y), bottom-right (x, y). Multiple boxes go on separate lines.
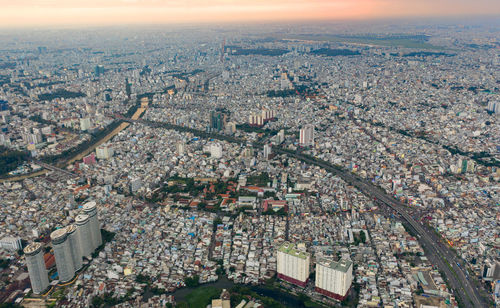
top-left (144, 276), bottom-right (309, 307)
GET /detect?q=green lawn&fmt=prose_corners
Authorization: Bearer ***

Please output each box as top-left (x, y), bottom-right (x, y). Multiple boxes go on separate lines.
top-left (178, 286), bottom-right (221, 308)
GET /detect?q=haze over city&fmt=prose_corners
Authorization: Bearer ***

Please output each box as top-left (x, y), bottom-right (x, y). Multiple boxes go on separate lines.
top-left (0, 0), bottom-right (500, 27)
top-left (0, 0), bottom-right (499, 308)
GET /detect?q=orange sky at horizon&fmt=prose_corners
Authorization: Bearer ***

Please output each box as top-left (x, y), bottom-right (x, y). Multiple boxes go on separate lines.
top-left (0, 0), bottom-right (499, 27)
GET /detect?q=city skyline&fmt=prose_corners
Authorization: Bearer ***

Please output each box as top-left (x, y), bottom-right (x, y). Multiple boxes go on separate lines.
top-left (0, 1), bottom-right (498, 306)
top-left (0, 0), bottom-right (499, 27)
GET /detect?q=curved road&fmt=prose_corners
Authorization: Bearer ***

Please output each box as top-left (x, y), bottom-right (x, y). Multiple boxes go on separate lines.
top-left (123, 118), bottom-right (487, 307)
top-left (278, 149), bottom-right (486, 308)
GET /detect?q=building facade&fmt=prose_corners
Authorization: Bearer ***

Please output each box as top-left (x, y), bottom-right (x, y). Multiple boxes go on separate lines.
top-left (24, 242), bottom-right (49, 294)
top-left (315, 258), bottom-right (353, 301)
top-left (276, 242), bottom-right (310, 287)
top-left (75, 214), bottom-right (93, 258)
top-left (83, 201), bottom-right (102, 250)
top-left (0, 236), bottom-right (22, 251)
top-left (51, 228), bottom-right (75, 282)
top-left (66, 225), bottom-right (83, 271)
top-left (96, 145), bottom-right (114, 159)
top-left (299, 124), bottom-right (314, 146)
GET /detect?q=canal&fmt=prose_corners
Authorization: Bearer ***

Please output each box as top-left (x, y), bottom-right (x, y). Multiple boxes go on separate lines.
top-left (146, 276), bottom-right (310, 308)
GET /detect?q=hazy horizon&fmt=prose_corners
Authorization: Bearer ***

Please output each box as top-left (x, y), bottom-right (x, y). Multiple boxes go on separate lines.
top-left (0, 0), bottom-right (499, 28)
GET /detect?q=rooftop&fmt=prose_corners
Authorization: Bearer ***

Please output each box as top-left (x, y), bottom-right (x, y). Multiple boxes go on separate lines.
top-left (278, 242), bottom-right (309, 260)
top-left (319, 258), bottom-right (353, 273)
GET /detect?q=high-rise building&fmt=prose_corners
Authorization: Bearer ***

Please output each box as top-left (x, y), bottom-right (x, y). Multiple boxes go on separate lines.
top-left (51, 228), bottom-right (75, 283)
top-left (249, 109), bottom-right (275, 127)
top-left (176, 142), bottom-right (185, 155)
top-left (94, 65), bottom-right (105, 77)
top-left (83, 201), bottom-right (102, 250)
top-left (299, 124), bottom-right (314, 147)
top-left (125, 78), bottom-right (132, 98)
top-left (276, 129), bottom-right (285, 144)
top-left (248, 114), bottom-right (264, 127)
top-left (225, 121), bottom-right (237, 134)
top-left (241, 146), bottom-right (254, 158)
top-left (277, 242), bottom-right (310, 287)
top-left (0, 236), bottom-right (22, 251)
top-left (209, 110), bottom-right (224, 132)
top-left (41, 126), bottom-right (52, 135)
top-left (261, 109), bottom-right (276, 121)
top-left (315, 258), bottom-right (353, 301)
top-left (75, 214), bottom-right (93, 258)
top-left (66, 225), bottom-right (82, 271)
top-left (487, 101), bottom-right (500, 114)
top-left (210, 143), bottom-right (223, 159)
top-left (27, 132), bottom-right (43, 145)
top-left (96, 145), bottom-right (114, 159)
top-left (80, 118), bottom-right (91, 131)
top-left (280, 72), bottom-right (291, 89)
top-left (263, 143), bottom-right (272, 160)
top-left (482, 260), bottom-right (500, 281)
top-left (24, 242), bottom-right (49, 294)
top-left (130, 178), bottom-right (143, 194)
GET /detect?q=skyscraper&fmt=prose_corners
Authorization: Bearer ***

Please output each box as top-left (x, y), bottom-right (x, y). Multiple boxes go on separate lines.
top-left (315, 258), bottom-right (353, 301)
top-left (299, 124), bottom-right (314, 147)
top-left (75, 214), bottom-right (93, 258)
top-left (66, 225), bottom-right (83, 271)
top-left (94, 65), bottom-right (105, 77)
top-left (51, 228), bottom-right (75, 283)
top-left (24, 242), bottom-right (49, 294)
top-left (209, 110), bottom-right (224, 132)
top-left (83, 201), bottom-right (102, 250)
top-left (125, 78), bottom-right (132, 98)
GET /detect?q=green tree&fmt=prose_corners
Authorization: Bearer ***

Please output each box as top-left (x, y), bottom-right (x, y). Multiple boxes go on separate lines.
top-left (184, 275), bottom-right (200, 287)
top-left (359, 231), bottom-right (366, 243)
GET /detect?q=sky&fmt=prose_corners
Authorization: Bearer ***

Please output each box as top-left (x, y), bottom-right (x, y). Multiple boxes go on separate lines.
top-left (0, 0), bottom-right (499, 28)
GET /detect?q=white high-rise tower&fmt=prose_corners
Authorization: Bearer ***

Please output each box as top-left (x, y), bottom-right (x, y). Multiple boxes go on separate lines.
top-left (24, 242), bottom-right (49, 294)
top-left (299, 124), bottom-right (314, 147)
top-left (83, 201), bottom-right (102, 250)
top-left (66, 225), bottom-right (83, 271)
top-left (51, 228), bottom-right (75, 283)
top-left (75, 214), bottom-right (93, 258)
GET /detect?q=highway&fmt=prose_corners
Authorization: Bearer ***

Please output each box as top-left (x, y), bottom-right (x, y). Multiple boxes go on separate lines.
top-left (123, 117), bottom-right (488, 307)
top-left (277, 148), bottom-right (486, 308)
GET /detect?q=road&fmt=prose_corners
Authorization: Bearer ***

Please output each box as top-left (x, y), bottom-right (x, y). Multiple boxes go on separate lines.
top-left (277, 148), bottom-right (486, 308)
top-left (120, 118), bottom-right (488, 307)
top-left (0, 107), bottom-right (147, 183)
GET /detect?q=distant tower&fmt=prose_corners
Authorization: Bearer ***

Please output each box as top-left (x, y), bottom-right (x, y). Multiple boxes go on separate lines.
top-left (94, 65), bottom-right (104, 77)
top-left (83, 201), bottom-right (102, 250)
top-left (75, 214), bottom-right (93, 258)
top-left (66, 225), bottom-right (82, 271)
top-left (209, 110), bottom-right (224, 132)
top-left (51, 228), bottom-right (75, 283)
top-left (24, 242), bottom-right (49, 294)
top-left (125, 78), bottom-right (132, 99)
top-left (220, 38), bottom-right (225, 63)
